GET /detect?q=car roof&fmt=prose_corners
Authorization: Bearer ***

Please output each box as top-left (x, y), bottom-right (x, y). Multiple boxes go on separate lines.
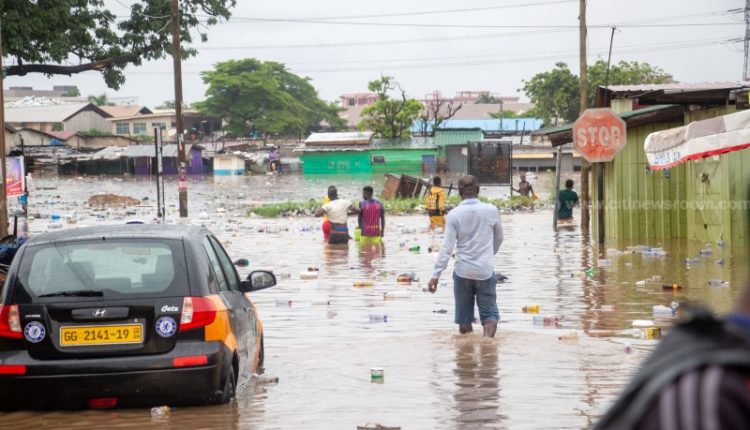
top-left (24, 224), bottom-right (210, 246)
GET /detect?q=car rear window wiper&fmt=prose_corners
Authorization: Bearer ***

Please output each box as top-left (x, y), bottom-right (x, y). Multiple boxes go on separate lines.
top-left (38, 290), bottom-right (104, 298)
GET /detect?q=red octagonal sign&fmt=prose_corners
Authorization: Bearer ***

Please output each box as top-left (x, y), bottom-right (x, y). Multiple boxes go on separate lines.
top-left (573, 108), bottom-right (627, 163)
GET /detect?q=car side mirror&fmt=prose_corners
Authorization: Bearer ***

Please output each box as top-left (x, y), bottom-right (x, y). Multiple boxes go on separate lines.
top-left (233, 258), bottom-right (250, 268)
top-left (242, 270), bottom-right (276, 292)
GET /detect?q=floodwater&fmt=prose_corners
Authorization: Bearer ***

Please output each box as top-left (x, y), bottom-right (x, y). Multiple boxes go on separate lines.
top-left (0, 173), bottom-right (746, 430)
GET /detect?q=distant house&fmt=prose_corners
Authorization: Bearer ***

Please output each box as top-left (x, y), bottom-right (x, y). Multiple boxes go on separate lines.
top-left (339, 93), bottom-right (378, 108)
top-left (94, 144), bottom-right (204, 175)
top-left (5, 103), bottom-right (112, 133)
top-left (99, 105), bottom-right (153, 119)
top-left (109, 109), bottom-right (221, 141)
top-left (16, 128), bottom-right (137, 149)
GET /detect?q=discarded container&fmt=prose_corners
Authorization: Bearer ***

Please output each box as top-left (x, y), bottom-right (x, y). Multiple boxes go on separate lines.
top-left (307, 267), bottom-right (320, 272)
top-left (635, 280), bottom-right (647, 286)
top-left (699, 247), bottom-right (713, 256)
top-left (684, 257), bottom-right (701, 265)
top-left (653, 305), bottom-right (675, 316)
top-left (717, 239), bottom-right (726, 248)
top-left (300, 271), bottom-right (318, 280)
top-left (369, 312), bottom-right (388, 322)
top-left (661, 284), bottom-right (682, 291)
top-left (558, 332), bottom-right (578, 342)
top-left (433, 309), bottom-right (448, 314)
top-left (311, 298), bottom-right (331, 306)
top-left (708, 279), bottom-right (729, 287)
top-left (598, 259), bottom-right (612, 266)
top-left (370, 367), bottom-right (384, 382)
top-left (151, 406), bottom-right (171, 416)
top-left (275, 298), bottom-right (292, 307)
top-left (715, 258), bottom-right (724, 265)
top-left (252, 374), bottom-right (280, 384)
top-left (632, 319), bottom-right (655, 328)
top-left (522, 304), bottom-right (540, 314)
top-left (396, 272), bottom-right (417, 284)
top-left (641, 327), bottom-right (661, 339)
top-left (354, 281), bottom-right (374, 288)
top-left (600, 304), bottom-right (616, 312)
top-left (383, 291), bottom-right (412, 300)
top-left (533, 315), bottom-right (559, 326)
top-left (409, 245), bottom-right (420, 253)
top-left (624, 341), bottom-right (633, 354)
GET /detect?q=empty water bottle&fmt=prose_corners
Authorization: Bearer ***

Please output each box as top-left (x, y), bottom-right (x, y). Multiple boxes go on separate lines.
top-left (708, 279), bottom-right (729, 287)
top-left (369, 312), bottom-right (388, 322)
top-left (151, 406), bottom-right (171, 416)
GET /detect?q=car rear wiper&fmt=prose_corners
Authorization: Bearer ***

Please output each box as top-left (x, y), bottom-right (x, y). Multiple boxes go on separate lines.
top-left (38, 290), bottom-right (104, 298)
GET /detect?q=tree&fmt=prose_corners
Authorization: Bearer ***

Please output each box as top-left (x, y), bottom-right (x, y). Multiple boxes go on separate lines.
top-left (418, 97), bottom-right (462, 136)
top-left (489, 109), bottom-right (534, 119)
top-left (62, 87), bottom-right (81, 97)
top-left (3, 0), bottom-right (235, 89)
top-left (476, 94), bottom-right (500, 104)
top-left (156, 100), bottom-right (176, 110)
top-left (195, 59), bottom-right (345, 137)
top-left (358, 76), bottom-right (423, 139)
top-left (521, 60), bottom-right (673, 126)
top-left (87, 93), bottom-right (114, 106)
top-left (521, 62), bottom-right (580, 126)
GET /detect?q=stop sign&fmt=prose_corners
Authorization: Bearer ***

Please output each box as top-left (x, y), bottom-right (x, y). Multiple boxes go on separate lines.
top-left (573, 108), bottom-right (627, 162)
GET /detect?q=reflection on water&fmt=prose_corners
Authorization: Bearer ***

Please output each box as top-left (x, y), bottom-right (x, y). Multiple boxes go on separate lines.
top-left (0, 174), bottom-right (747, 429)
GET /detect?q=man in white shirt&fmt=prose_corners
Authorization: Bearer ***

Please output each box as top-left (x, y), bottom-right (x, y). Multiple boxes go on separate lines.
top-left (314, 186), bottom-right (360, 244)
top-left (427, 175), bottom-right (503, 338)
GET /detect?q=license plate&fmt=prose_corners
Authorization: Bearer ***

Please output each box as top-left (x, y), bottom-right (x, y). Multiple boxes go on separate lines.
top-left (59, 324), bottom-right (143, 347)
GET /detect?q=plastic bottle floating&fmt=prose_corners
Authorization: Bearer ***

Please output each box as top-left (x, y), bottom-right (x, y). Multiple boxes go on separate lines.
top-left (522, 304), bottom-right (540, 314)
top-left (353, 281), bottom-right (374, 288)
top-left (661, 284), bottom-right (682, 291)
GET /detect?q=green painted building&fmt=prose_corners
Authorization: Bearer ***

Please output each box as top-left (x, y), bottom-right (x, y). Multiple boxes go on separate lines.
top-left (537, 84), bottom-right (750, 247)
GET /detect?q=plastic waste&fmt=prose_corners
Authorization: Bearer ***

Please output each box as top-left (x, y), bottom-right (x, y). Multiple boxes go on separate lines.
top-left (632, 319), bottom-right (655, 328)
top-left (307, 267), bottom-right (320, 272)
top-left (300, 272), bottom-right (318, 280)
top-left (522, 304), bottom-right (540, 314)
top-left (607, 248), bottom-right (624, 257)
top-left (275, 299), bottom-right (292, 307)
top-left (252, 374), bottom-right (279, 384)
top-left (653, 304), bottom-right (675, 316)
top-left (717, 239), bottom-right (726, 248)
top-left (650, 275), bottom-right (663, 282)
top-left (715, 258), bottom-right (724, 265)
top-left (635, 280), bottom-right (647, 286)
top-left (408, 245), bottom-right (420, 253)
top-left (354, 281), bottom-right (374, 288)
top-left (532, 315), bottom-right (559, 326)
top-left (311, 298), bottom-right (331, 306)
top-left (699, 247), bottom-right (713, 256)
top-left (433, 309), bottom-right (448, 314)
top-left (396, 272), bottom-right (417, 284)
top-left (371, 367), bottom-right (384, 382)
top-left (369, 312), bottom-right (388, 322)
top-left (383, 291), bottom-right (412, 300)
top-left (684, 257), bottom-right (701, 265)
top-left (708, 279), bottom-right (729, 287)
top-left (641, 327), bottom-right (661, 339)
top-left (600, 304), bottom-right (616, 312)
top-left (494, 272), bottom-right (509, 283)
top-left (151, 406), bottom-right (171, 416)
top-left (558, 332), bottom-right (578, 342)
top-left (642, 248), bottom-right (667, 257)
top-left (624, 342), bottom-right (633, 354)
top-left (585, 268), bottom-right (597, 277)
top-left (598, 259), bottom-right (612, 266)
top-left (661, 284), bottom-right (682, 291)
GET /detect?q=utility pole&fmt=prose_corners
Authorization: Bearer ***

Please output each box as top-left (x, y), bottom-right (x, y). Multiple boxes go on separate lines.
top-left (0, 16), bottom-right (8, 236)
top-left (579, 0), bottom-right (590, 232)
top-left (170, 0), bottom-right (188, 217)
top-left (744, 0), bottom-right (750, 81)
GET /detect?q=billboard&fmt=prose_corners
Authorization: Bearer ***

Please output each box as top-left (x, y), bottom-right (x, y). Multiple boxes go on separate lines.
top-left (5, 157), bottom-right (25, 198)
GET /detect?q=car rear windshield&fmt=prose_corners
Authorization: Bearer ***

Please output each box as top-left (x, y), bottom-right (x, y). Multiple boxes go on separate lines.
top-left (13, 238), bottom-right (189, 300)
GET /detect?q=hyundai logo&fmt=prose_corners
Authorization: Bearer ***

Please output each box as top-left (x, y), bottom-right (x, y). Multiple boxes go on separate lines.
top-left (92, 309), bottom-right (107, 318)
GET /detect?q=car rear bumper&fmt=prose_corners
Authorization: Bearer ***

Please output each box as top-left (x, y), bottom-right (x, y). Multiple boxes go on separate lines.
top-left (0, 341), bottom-right (232, 409)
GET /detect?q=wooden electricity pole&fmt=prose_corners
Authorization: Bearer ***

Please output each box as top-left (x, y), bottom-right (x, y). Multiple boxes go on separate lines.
top-left (170, 0), bottom-right (188, 217)
top-left (578, 0), bottom-right (590, 231)
top-left (0, 16), bottom-right (8, 235)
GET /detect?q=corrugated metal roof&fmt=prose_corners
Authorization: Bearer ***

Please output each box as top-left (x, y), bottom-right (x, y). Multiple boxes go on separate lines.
top-left (434, 129), bottom-right (484, 146)
top-left (604, 82), bottom-right (740, 94)
top-left (305, 131), bottom-right (373, 144)
top-left (414, 118), bottom-right (542, 133)
top-left (95, 144), bottom-right (196, 159)
top-left (299, 137), bottom-right (435, 152)
top-left (532, 105), bottom-right (680, 136)
top-left (5, 103), bottom-right (108, 123)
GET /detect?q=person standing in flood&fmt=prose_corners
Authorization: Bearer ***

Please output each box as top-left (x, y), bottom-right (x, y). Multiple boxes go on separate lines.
top-left (557, 179), bottom-right (579, 222)
top-left (512, 173), bottom-right (536, 198)
top-left (425, 176), bottom-right (446, 229)
top-left (321, 186), bottom-right (334, 242)
top-left (427, 175), bottom-right (503, 338)
top-left (315, 186), bottom-right (360, 244)
top-left (358, 186), bottom-right (385, 244)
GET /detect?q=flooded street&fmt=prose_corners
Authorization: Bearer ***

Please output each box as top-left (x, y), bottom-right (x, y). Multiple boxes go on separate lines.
top-left (0, 173), bottom-right (746, 429)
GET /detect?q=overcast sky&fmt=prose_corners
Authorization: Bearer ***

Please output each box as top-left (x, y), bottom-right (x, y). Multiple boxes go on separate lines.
top-left (5, 0), bottom-right (745, 107)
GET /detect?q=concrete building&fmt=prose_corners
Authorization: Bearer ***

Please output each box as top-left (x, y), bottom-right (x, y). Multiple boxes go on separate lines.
top-left (339, 93), bottom-right (378, 108)
top-left (213, 155), bottom-right (246, 176)
top-left (5, 85), bottom-right (79, 98)
top-left (109, 109), bottom-right (221, 141)
top-left (5, 103), bottom-right (113, 133)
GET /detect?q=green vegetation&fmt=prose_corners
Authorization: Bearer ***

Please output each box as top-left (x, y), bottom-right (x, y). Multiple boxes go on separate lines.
top-left (79, 129), bottom-right (114, 137)
top-left (358, 75), bottom-right (423, 138)
top-left (247, 195), bottom-right (540, 218)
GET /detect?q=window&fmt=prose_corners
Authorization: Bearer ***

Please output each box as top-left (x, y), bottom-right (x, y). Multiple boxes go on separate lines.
top-left (208, 237), bottom-right (240, 292)
top-left (348, 98), bottom-right (356, 106)
top-left (371, 155), bottom-right (386, 164)
top-left (152, 122), bottom-right (166, 130)
top-left (202, 237), bottom-right (229, 292)
top-left (115, 122), bottom-right (129, 135)
top-left (133, 122), bottom-right (147, 134)
top-left (17, 239), bottom-right (187, 298)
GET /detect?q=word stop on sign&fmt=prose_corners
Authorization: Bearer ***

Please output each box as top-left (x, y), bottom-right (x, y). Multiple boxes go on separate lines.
top-left (576, 126), bottom-right (623, 148)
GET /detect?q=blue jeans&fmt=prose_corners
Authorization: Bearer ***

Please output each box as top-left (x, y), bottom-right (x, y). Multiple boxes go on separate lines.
top-left (453, 272), bottom-right (499, 325)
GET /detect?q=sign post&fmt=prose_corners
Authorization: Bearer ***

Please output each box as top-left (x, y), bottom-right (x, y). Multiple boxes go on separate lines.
top-left (572, 108), bottom-right (627, 241)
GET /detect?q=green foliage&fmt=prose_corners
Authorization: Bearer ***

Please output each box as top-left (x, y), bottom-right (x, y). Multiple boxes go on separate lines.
top-left (358, 76), bottom-right (423, 138)
top-left (3, 0), bottom-right (235, 89)
top-left (52, 122), bottom-right (64, 131)
top-left (195, 59), bottom-right (344, 138)
top-left (476, 94), bottom-right (500, 104)
top-left (521, 60), bottom-right (673, 126)
top-left (488, 109), bottom-right (534, 119)
top-left (520, 62), bottom-right (580, 126)
top-left (156, 100), bottom-right (176, 110)
top-left (79, 128), bottom-right (114, 137)
top-left (134, 134), bottom-right (153, 143)
top-left (62, 87), bottom-right (81, 97)
top-left (87, 93), bottom-right (114, 106)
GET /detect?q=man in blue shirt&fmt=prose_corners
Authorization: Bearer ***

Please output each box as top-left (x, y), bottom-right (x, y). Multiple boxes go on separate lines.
top-left (427, 175), bottom-right (503, 338)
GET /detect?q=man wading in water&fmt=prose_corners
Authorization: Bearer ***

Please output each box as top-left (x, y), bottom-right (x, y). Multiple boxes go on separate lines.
top-left (427, 175), bottom-right (503, 338)
top-left (315, 186), bottom-right (359, 244)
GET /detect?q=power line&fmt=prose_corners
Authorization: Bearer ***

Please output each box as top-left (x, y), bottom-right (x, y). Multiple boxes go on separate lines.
top-left (113, 0), bottom-right (171, 19)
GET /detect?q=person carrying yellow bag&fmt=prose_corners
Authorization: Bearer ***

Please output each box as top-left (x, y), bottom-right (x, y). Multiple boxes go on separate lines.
top-left (425, 176), bottom-right (446, 229)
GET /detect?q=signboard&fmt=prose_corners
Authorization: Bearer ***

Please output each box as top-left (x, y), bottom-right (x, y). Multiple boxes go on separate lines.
top-left (5, 157), bottom-right (25, 198)
top-left (573, 108), bottom-right (627, 163)
top-left (468, 142), bottom-right (512, 185)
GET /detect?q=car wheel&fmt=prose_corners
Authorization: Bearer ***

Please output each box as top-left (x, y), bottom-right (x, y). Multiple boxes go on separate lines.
top-left (221, 366), bottom-right (236, 404)
top-left (258, 335), bottom-right (265, 370)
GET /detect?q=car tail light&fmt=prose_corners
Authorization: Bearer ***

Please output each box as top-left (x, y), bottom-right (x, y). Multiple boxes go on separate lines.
top-left (179, 297), bottom-right (216, 331)
top-left (88, 397), bottom-right (118, 409)
top-left (0, 305), bottom-right (22, 339)
top-left (173, 355), bottom-right (208, 368)
top-left (0, 365), bottom-right (26, 375)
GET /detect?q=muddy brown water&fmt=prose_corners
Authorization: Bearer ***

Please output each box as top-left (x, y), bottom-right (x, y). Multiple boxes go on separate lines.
top-left (0, 174), bottom-right (746, 429)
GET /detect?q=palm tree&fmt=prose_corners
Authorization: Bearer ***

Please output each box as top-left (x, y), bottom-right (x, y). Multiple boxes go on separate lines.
top-left (87, 93), bottom-right (114, 106)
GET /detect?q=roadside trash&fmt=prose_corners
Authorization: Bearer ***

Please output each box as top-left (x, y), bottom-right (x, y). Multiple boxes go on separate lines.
top-left (708, 279), bottom-right (729, 287)
top-left (717, 239), bottom-right (726, 248)
top-left (641, 327), bottom-right (661, 339)
top-left (275, 299), bottom-right (292, 307)
top-left (600, 304), bottom-right (616, 312)
top-left (715, 258), bottom-right (724, 265)
top-left (661, 284), bottom-right (682, 291)
top-left (370, 367), bottom-right (384, 383)
top-left (624, 342), bottom-right (633, 354)
top-left (354, 281), bottom-right (374, 288)
top-left (642, 248), bottom-right (667, 257)
top-left (607, 248), bottom-right (624, 257)
top-left (383, 291), bottom-right (411, 300)
top-left (396, 272), bottom-right (417, 284)
top-left (684, 257), bottom-right (701, 265)
top-left (300, 271), bottom-right (318, 280)
top-left (598, 259), bottom-right (612, 266)
top-left (357, 424), bottom-right (400, 430)
top-left (409, 245), bottom-right (420, 253)
top-left (699, 247), bottom-right (713, 256)
top-left (433, 309), bottom-right (448, 314)
top-left (532, 315), bottom-right (559, 326)
top-left (558, 332), bottom-right (578, 342)
top-left (653, 305), bottom-right (675, 316)
top-left (307, 267), bottom-right (319, 272)
top-left (252, 374), bottom-right (279, 385)
top-left (584, 268), bottom-right (597, 277)
top-left (522, 304), bottom-right (540, 314)
top-left (494, 272), bottom-right (509, 283)
top-left (326, 310), bottom-right (338, 319)
top-left (632, 320), bottom-right (655, 328)
top-left (151, 406), bottom-right (171, 416)
top-left (369, 312), bottom-right (388, 322)
top-left (311, 297), bottom-right (331, 306)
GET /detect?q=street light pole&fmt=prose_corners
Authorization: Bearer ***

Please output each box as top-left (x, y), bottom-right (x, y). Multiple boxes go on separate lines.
top-left (170, 0), bottom-right (188, 217)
